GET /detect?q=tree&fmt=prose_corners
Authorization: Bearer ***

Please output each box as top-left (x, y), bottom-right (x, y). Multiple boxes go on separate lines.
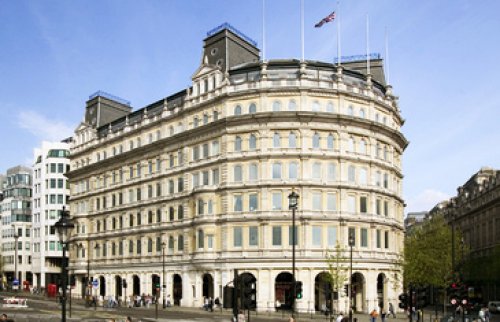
top-left (403, 214), bottom-right (464, 312)
top-left (324, 243), bottom-right (349, 313)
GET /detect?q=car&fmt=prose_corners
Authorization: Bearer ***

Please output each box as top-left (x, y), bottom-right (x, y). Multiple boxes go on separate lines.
top-left (488, 301), bottom-right (500, 313)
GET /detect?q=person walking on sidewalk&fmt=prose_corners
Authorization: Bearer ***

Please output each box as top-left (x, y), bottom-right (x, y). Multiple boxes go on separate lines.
top-left (370, 308), bottom-right (379, 322)
top-left (389, 303), bottom-right (396, 318)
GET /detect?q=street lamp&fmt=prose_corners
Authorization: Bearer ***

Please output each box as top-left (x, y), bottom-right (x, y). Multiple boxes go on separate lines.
top-left (77, 242), bottom-right (91, 306)
top-left (348, 233), bottom-right (355, 322)
top-left (53, 206), bottom-right (75, 322)
top-left (288, 191), bottom-right (299, 317)
top-left (11, 225), bottom-right (19, 292)
top-left (162, 241), bottom-right (166, 309)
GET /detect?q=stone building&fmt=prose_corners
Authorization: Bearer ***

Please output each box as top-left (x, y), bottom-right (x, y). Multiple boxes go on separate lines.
top-left (67, 24), bottom-right (407, 313)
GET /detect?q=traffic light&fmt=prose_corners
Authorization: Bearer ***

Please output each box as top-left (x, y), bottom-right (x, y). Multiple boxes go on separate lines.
top-left (398, 292), bottom-right (408, 309)
top-left (295, 281), bottom-right (303, 299)
top-left (416, 288), bottom-right (427, 309)
top-left (241, 275), bottom-right (257, 310)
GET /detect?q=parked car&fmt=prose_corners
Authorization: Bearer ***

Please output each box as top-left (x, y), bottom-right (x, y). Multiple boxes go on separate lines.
top-left (488, 301), bottom-right (500, 313)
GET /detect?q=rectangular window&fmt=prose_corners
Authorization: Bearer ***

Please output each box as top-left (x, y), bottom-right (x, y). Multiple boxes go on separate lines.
top-left (289, 226), bottom-right (298, 246)
top-left (361, 228), bottom-right (368, 247)
top-left (272, 226), bottom-right (282, 246)
top-left (58, 163), bottom-right (64, 173)
top-left (312, 192), bottom-right (321, 211)
top-left (193, 173), bottom-right (199, 187)
top-left (327, 193), bottom-right (337, 211)
top-left (376, 199), bottom-right (381, 215)
top-left (272, 192), bottom-right (282, 210)
top-left (202, 143), bottom-right (209, 158)
top-left (289, 162), bottom-right (298, 180)
top-left (348, 196), bottom-right (356, 212)
top-left (207, 235), bottom-right (214, 249)
top-left (312, 226), bottom-right (322, 246)
top-left (212, 169), bottom-right (219, 185)
top-left (202, 171), bottom-right (209, 186)
top-left (327, 163), bottom-right (336, 181)
top-left (327, 226), bottom-right (337, 246)
top-left (249, 227), bottom-right (258, 246)
top-left (233, 227), bottom-right (242, 247)
top-left (50, 179), bottom-right (56, 188)
top-left (234, 195), bottom-right (243, 212)
top-left (211, 141), bottom-right (219, 156)
top-left (376, 230), bottom-right (381, 248)
top-left (384, 201), bottom-right (389, 216)
top-left (193, 146), bottom-right (200, 160)
top-left (384, 231), bottom-right (389, 249)
top-left (249, 193), bottom-right (258, 211)
top-left (360, 196), bottom-right (367, 213)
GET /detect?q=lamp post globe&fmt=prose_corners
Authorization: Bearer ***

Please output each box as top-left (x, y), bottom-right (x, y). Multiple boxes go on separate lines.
top-left (53, 206), bottom-right (75, 322)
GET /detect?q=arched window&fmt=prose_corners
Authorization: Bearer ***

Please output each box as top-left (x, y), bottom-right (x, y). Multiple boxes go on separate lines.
top-left (347, 105), bottom-right (354, 116)
top-left (347, 137), bottom-right (355, 152)
top-left (234, 105), bottom-right (242, 115)
top-left (272, 101), bottom-right (281, 112)
top-left (359, 108), bottom-right (366, 119)
top-left (249, 134), bottom-right (257, 150)
top-left (249, 103), bottom-right (257, 114)
top-left (198, 230), bottom-right (204, 249)
top-left (193, 117), bottom-right (199, 128)
top-left (169, 126), bottom-right (174, 136)
top-left (312, 162), bottom-right (322, 179)
top-left (326, 102), bottom-right (334, 113)
top-left (156, 130), bottom-right (161, 140)
top-left (234, 136), bottom-right (242, 152)
top-left (249, 163), bottom-right (258, 181)
top-left (272, 163), bottom-right (282, 179)
top-left (288, 100), bottom-right (297, 111)
top-left (288, 132), bottom-right (297, 148)
top-left (234, 165), bottom-right (242, 182)
top-left (289, 162), bottom-right (298, 180)
top-left (148, 133), bottom-right (153, 143)
top-left (273, 133), bottom-right (281, 148)
top-left (203, 114), bottom-right (209, 124)
top-left (312, 133), bottom-right (320, 149)
top-left (178, 205), bottom-right (184, 220)
top-left (359, 139), bottom-right (367, 155)
top-left (312, 101), bottom-right (320, 112)
top-left (213, 110), bottom-right (219, 121)
top-left (327, 134), bottom-right (335, 150)
top-left (348, 165), bottom-right (356, 182)
top-left (178, 235), bottom-right (184, 251)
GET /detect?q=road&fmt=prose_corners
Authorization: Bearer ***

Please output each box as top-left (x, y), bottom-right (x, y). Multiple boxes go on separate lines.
top-left (2, 293), bottom-right (500, 322)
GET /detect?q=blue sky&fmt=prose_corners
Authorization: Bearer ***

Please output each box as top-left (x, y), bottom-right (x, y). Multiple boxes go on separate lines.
top-left (1, 0), bottom-right (498, 214)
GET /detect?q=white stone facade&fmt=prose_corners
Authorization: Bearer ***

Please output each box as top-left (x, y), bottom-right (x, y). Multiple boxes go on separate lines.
top-left (67, 27), bottom-right (407, 314)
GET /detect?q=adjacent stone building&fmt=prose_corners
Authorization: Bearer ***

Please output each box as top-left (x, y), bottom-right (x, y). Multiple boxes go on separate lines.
top-left (67, 24), bottom-right (408, 313)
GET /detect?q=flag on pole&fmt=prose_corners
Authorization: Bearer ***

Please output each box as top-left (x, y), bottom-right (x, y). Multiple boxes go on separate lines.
top-left (315, 11), bottom-right (336, 28)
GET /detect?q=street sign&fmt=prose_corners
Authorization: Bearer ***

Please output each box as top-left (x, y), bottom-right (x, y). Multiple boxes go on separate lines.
top-left (12, 279), bottom-right (19, 286)
top-left (92, 279), bottom-right (99, 288)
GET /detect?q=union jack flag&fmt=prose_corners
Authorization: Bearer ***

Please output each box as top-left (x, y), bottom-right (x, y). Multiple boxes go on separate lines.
top-left (315, 11), bottom-right (336, 28)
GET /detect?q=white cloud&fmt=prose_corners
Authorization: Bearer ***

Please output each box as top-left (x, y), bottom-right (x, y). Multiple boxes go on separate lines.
top-left (17, 110), bottom-right (74, 142)
top-left (406, 189), bottom-right (450, 214)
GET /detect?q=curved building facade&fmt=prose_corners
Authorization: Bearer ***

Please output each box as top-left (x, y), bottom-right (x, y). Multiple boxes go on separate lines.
top-left (68, 25), bottom-right (407, 313)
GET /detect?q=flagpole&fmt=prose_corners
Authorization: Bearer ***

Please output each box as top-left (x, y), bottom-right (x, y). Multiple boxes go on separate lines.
top-left (385, 27), bottom-right (390, 84)
top-left (301, 0), bottom-right (304, 62)
top-left (262, 0), bottom-right (266, 62)
top-left (366, 14), bottom-right (370, 75)
top-left (337, 0), bottom-right (341, 66)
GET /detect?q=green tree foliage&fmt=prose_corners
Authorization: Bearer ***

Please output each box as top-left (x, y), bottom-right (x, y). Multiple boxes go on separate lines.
top-left (403, 215), bottom-right (457, 288)
top-left (325, 243), bottom-right (349, 293)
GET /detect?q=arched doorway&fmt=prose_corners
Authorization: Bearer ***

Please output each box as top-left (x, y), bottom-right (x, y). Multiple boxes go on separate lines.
top-left (315, 272), bottom-right (333, 313)
top-left (99, 276), bottom-right (106, 297)
top-left (275, 272), bottom-right (294, 310)
top-left (115, 276), bottom-right (122, 299)
top-left (351, 272), bottom-right (365, 312)
top-left (173, 274), bottom-right (182, 306)
top-left (152, 274), bottom-right (160, 298)
top-left (202, 273), bottom-right (214, 299)
top-left (133, 275), bottom-right (140, 296)
top-left (377, 273), bottom-right (386, 310)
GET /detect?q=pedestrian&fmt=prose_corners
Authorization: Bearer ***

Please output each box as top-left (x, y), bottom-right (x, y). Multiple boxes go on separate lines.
top-left (381, 310), bottom-right (387, 322)
top-left (0, 314), bottom-right (7, 321)
top-left (288, 315), bottom-right (296, 322)
top-left (125, 317), bottom-right (133, 322)
top-left (485, 307), bottom-right (491, 322)
top-left (370, 308), bottom-right (379, 322)
top-left (479, 308), bottom-right (486, 322)
top-left (166, 294), bottom-right (172, 307)
top-left (389, 303), bottom-right (396, 318)
top-left (203, 296), bottom-right (209, 310)
top-left (209, 296), bottom-right (214, 312)
top-left (336, 312), bottom-right (344, 322)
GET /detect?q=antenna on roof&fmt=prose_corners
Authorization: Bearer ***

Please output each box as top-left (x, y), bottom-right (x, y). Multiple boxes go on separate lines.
top-left (262, 0), bottom-right (266, 62)
top-left (301, 0), bottom-right (305, 62)
top-left (366, 14), bottom-right (370, 76)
